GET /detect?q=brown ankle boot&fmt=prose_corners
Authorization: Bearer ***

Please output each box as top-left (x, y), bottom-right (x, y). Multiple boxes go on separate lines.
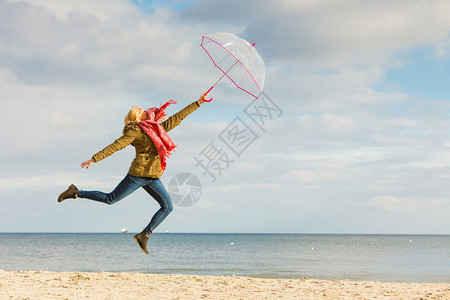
top-left (133, 230), bottom-right (149, 255)
top-left (57, 184), bottom-right (79, 203)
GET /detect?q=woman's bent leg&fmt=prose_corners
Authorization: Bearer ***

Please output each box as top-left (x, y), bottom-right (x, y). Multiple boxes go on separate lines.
top-left (78, 174), bottom-right (143, 205)
top-left (142, 179), bottom-right (173, 234)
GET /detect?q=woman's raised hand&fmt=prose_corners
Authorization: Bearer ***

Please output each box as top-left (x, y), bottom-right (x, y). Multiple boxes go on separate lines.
top-left (197, 93), bottom-right (209, 105)
top-left (81, 159), bottom-right (94, 169)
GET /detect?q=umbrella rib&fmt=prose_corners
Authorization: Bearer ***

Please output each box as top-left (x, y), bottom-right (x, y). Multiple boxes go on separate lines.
top-left (203, 37), bottom-right (246, 69)
top-left (211, 59), bottom-right (240, 87)
top-left (215, 53), bottom-right (233, 66)
top-left (238, 70), bottom-right (249, 87)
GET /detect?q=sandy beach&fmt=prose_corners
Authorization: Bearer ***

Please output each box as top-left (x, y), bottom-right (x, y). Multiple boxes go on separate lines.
top-left (0, 270), bottom-right (448, 299)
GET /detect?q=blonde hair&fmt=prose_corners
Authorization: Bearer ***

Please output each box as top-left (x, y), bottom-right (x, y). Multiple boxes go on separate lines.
top-left (124, 106), bottom-right (144, 125)
top-left (123, 106), bottom-right (144, 133)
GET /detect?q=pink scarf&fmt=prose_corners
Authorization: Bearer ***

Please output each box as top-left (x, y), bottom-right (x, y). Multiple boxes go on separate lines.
top-left (138, 100), bottom-right (177, 173)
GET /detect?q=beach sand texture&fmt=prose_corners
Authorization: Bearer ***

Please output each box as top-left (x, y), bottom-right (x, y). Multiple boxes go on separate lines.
top-left (1, 270), bottom-right (449, 299)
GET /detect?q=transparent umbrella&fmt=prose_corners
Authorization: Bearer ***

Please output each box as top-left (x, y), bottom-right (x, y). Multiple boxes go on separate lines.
top-left (201, 32), bottom-right (266, 101)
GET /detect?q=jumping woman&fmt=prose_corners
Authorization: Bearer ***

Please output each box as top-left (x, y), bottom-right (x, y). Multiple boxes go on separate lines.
top-left (58, 93), bottom-right (208, 254)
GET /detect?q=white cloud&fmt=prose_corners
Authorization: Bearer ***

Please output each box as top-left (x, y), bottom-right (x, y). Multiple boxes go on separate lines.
top-left (365, 195), bottom-right (402, 212)
top-left (7, 0), bottom-right (136, 21)
top-left (320, 113), bottom-right (358, 133)
top-left (365, 195), bottom-right (450, 213)
top-left (283, 169), bottom-right (340, 184)
top-left (0, 172), bottom-right (113, 192)
top-left (434, 35), bottom-right (450, 59)
top-left (286, 148), bottom-right (388, 165)
top-left (243, 0), bottom-right (450, 66)
top-left (402, 152), bottom-right (450, 169)
top-left (0, 0), bottom-right (207, 90)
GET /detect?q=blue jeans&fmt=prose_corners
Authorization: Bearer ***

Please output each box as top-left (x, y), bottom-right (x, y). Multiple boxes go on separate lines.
top-left (77, 174), bottom-right (173, 234)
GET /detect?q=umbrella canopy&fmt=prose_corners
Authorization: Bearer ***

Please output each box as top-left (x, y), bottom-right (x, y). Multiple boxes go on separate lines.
top-left (201, 32), bottom-right (266, 99)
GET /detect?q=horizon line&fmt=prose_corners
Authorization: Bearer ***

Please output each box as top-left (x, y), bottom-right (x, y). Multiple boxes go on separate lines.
top-left (1, 232), bottom-right (449, 236)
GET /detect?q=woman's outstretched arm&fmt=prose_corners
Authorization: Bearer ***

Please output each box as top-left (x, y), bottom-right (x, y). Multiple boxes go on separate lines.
top-left (161, 93), bottom-right (208, 132)
top-left (80, 124), bottom-right (139, 169)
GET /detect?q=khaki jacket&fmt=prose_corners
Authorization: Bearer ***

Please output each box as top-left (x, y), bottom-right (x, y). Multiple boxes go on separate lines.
top-left (92, 101), bottom-right (200, 178)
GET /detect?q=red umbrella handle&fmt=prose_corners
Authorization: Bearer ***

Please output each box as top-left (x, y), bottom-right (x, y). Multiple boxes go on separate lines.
top-left (204, 86), bottom-right (214, 102)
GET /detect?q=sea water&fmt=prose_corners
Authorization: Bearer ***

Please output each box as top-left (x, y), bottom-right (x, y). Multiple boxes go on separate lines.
top-left (0, 233), bottom-right (448, 283)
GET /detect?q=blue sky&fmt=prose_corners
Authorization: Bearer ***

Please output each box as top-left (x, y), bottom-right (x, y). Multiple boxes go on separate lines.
top-left (385, 48), bottom-right (450, 99)
top-left (1, 0), bottom-right (450, 234)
